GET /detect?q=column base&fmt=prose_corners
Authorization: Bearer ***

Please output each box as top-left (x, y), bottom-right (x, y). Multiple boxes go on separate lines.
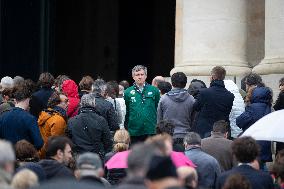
top-left (253, 58), bottom-right (284, 74)
top-left (171, 61), bottom-right (251, 76)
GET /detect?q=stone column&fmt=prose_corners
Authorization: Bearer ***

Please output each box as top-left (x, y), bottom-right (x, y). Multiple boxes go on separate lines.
top-left (171, 0), bottom-right (251, 76)
top-left (253, 0), bottom-right (284, 74)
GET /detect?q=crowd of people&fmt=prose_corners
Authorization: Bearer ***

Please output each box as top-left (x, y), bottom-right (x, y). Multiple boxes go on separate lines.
top-left (0, 65), bottom-right (283, 189)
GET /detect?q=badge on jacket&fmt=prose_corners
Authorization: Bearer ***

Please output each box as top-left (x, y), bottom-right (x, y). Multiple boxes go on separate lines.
top-left (131, 97), bottom-right (136, 102)
top-left (130, 90), bottom-right (135, 95)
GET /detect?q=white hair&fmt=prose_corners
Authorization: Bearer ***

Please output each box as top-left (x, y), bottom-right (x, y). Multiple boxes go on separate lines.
top-left (0, 76), bottom-right (14, 89)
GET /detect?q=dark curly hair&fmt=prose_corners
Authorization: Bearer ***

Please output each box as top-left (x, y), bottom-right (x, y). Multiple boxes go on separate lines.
top-left (171, 72), bottom-right (187, 88)
top-left (54, 75), bottom-right (69, 91)
top-left (106, 81), bottom-right (119, 99)
top-left (79, 75), bottom-right (94, 91)
top-left (156, 120), bottom-right (175, 136)
top-left (279, 77), bottom-right (284, 87)
top-left (15, 140), bottom-right (39, 162)
top-left (47, 91), bottom-right (66, 108)
top-left (223, 173), bottom-right (251, 189)
top-left (245, 73), bottom-right (265, 87)
top-left (12, 81), bottom-right (33, 101)
top-left (38, 72), bottom-right (54, 89)
top-left (231, 137), bottom-right (260, 163)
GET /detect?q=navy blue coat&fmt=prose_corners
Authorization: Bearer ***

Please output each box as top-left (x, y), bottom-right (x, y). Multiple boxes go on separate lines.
top-left (236, 87), bottom-right (272, 162)
top-left (216, 164), bottom-right (274, 189)
top-left (0, 107), bottom-right (43, 149)
top-left (193, 80), bottom-right (234, 138)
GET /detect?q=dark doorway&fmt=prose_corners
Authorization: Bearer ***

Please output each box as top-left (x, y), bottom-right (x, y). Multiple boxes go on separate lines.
top-left (118, 0), bottom-right (176, 83)
top-left (0, 0), bottom-right (41, 80)
top-left (0, 0), bottom-right (175, 82)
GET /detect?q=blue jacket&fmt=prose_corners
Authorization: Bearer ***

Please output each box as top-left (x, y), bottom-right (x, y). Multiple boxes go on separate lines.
top-left (193, 80), bottom-right (234, 138)
top-left (0, 107), bottom-right (43, 149)
top-left (216, 164), bottom-right (274, 189)
top-left (185, 146), bottom-right (221, 188)
top-left (236, 87), bottom-right (272, 162)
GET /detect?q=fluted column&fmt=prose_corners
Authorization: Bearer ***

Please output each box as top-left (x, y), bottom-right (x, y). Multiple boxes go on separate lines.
top-left (171, 0), bottom-right (251, 76)
top-left (253, 0), bottom-right (284, 74)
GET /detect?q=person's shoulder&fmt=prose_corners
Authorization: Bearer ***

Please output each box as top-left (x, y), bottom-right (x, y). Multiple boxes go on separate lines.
top-left (256, 169), bottom-right (273, 179)
top-left (93, 112), bottom-right (108, 123)
top-left (20, 109), bottom-right (37, 121)
top-left (201, 137), bottom-right (212, 144)
top-left (279, 91), bottom-right (284, 97)
top-left (201, 150), bottom-right (219, 162)
top-left (67, 113), bottom-right (80, 123)
top-left (124, 86), bottom-right (135, 93)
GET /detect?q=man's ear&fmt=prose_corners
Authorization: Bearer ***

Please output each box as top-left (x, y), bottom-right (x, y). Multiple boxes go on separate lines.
top-left (57, 149), bottom-right (63, 159)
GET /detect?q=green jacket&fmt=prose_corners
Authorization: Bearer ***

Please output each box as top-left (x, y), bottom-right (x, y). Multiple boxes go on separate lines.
top-left (124, 83), bottom-right (160, 136)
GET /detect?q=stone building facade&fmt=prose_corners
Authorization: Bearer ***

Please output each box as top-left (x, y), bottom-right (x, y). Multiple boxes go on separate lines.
top-left (171, 0), bottom-right (284, 95)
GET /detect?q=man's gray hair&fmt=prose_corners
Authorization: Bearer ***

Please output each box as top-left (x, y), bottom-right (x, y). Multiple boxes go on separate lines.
top-left (0, 140), bottom-right (15, 167)
top-left (91, 79), bottom-right (107, 95)
top-left (132, 65), bottom-right (147, 76)
top-left (80, 94), bottom-right (96, 108)
top-left (183, 132), bottom-right (201, 146)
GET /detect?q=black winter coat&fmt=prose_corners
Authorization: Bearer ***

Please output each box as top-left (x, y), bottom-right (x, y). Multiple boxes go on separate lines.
top-left (274, 91), bottom-right (284, 111)
top-left (92, 93), bottom-right (119, 132)
top-left (38, 159), bottom-right (74, 180)
top-left (193, 80), bottom-right (234, 138)
top-left (67, 107), bottom-right (113, 158)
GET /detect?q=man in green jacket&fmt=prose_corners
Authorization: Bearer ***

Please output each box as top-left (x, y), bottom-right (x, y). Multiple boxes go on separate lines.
top-left (124, 65), bottom-right (160, 144)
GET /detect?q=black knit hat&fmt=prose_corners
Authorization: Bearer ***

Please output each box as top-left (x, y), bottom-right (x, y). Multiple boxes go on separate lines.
top-left (146, 155), bottom-right (177, 181)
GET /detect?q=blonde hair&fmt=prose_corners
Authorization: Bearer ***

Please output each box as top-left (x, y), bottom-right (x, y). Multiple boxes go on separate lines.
top-left (11, 169), bottom-right (38, 189)
top-left (113, 129), bottom-right (130, 152)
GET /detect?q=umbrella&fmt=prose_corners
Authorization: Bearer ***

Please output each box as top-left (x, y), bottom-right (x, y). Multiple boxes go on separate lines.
top-left (105, 150), bottom-right (196, 169)
top-left (241, 110), bottom-right (284, 142)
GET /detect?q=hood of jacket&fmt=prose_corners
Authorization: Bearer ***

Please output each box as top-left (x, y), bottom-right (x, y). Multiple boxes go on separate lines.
top-left (38, 159), bottom-right (67, 178)
top-left (251, 87), bottom-right (272, 104)
top-left (166, 88), bottom-right (190, 102)
top-left (62, 80), bottom-right (79, 98)
top-left (224, 80), bottom-right (239, 93)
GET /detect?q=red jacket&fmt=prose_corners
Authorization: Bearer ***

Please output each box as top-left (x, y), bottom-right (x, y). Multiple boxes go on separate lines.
top-left (62, 79), bottom-right (80, 118)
